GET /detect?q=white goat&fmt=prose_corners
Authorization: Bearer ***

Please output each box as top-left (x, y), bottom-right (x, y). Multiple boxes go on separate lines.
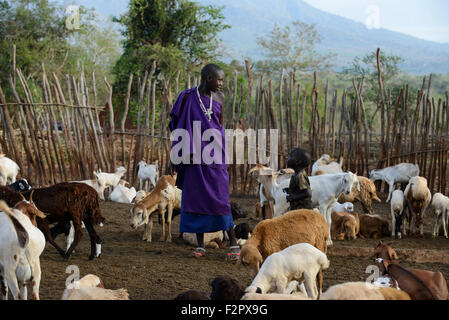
top-left (245, 243), bottom-right (330, 300)
top-left (0, 200), bottom-right (46, 300)
top-left (182, 231), bottom-right (223, 249)
top-left (137, 160), bottom-right (159, 191)
top-left (331, 202), bottom-right (354, 214)
top-left (0, 154), bottom-right (20, 186)
top-left (311, 154), bottom-right (344, 175)
top-left (110, 184), bottom-right (137, 204)
top-left (390, 190), bottom-right (406, 238)
top-left (62, 274), bottom-right (129, 300)
top-left (431, 193), bottom-right (449, 239)
top-left (94, 166), bottom-right (127, 200)
top-left (369, 163), bottom-right (419, 202)
top-left (250, 166), bottom-right (290, 218)
top-left (310, 173), bottom-right (359, 246)
top-left (250, 166), bottom-right (359, 246)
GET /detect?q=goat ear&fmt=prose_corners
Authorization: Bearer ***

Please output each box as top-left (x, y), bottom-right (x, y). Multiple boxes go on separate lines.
top-left (35, 209), bottom-right (47, 219)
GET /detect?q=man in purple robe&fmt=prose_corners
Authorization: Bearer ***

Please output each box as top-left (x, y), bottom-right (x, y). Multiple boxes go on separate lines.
top-left (169, 64), bottom-right (240, 260)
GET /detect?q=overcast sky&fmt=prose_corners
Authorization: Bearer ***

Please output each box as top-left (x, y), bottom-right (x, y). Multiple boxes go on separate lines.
top-left (59, 0), bottom-right (449, 43)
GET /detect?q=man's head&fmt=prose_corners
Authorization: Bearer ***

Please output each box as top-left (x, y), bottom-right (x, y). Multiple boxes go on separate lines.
top-left (201, 64), bottom-right (225, 92)
top-left (286, 148), bottom-right (312, 171)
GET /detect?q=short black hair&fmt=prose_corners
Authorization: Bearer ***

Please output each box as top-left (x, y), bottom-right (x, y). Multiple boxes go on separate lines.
top-left (201, 64), bottom-right (223, 81)
top-left (287, 148), bottom-right (311, 170)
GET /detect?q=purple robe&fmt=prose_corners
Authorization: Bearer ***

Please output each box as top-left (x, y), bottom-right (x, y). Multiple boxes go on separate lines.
top-left (169, 88), bottom-right (233, 233)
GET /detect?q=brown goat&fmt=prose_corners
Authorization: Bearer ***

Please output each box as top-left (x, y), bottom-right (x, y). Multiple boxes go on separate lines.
top-left (210, 275), bottom-right (245, 300)
top-left (331, 211), bottom-right (359, 240)
top-left (359, 214), bottom-right (390, 239)
top-left (0, 183), bottom-right (105, 261)
top-left (130, 175), bottom-right (176, 242)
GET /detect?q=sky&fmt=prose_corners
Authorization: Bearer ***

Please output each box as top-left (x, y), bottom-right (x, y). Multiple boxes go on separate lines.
top-left (302, 0), bottom-right (449, 43)
top-left (59, 0), bottom-right (449, 43)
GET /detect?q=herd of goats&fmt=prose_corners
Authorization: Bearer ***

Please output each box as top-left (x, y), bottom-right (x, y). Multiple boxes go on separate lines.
top-left (0, 151), bottom-right (448, 300)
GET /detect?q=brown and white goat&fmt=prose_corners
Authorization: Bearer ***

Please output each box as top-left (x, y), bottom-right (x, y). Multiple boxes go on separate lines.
top-left (0, 183), bottom-right (105, 261)
top-left (130, 175), bottom-right (176, 242)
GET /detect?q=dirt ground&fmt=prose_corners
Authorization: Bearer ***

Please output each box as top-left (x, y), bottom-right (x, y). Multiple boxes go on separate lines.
top-left (37, 192), bottom-right (449, 300)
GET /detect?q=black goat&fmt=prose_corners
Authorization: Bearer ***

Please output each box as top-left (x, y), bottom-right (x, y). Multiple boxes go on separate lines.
top-left (7, 179), bottom-right (31, 192)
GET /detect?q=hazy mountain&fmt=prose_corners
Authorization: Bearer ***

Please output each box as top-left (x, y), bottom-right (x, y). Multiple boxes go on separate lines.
top-left (199, 0), bottom-right (449, 74)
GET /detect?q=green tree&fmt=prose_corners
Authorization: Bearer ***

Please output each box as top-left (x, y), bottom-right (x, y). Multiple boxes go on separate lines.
top-left (256, 20), bottom-right (336, 75)
top-left (0, 0), bottom-right (122, 102)
top-left (112, 0), bottom-right (230, 93)
top-left (341, 50), bottom-right (404, 103)
top-left (0, 0), bottom-right (68, 81)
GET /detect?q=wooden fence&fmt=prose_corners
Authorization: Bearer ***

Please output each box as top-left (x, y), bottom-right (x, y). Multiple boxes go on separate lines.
top-left (0, 51), bottom-right (448, 196)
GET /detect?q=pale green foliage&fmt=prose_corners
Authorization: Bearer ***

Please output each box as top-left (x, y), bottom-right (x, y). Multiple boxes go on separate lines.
top-left (256, 20), bottom-right (336, 75)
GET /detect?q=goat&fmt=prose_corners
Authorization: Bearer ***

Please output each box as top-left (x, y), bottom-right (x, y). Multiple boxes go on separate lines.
top-left (359, 214), bottom-right (390, 239)
top-left (110, 184), bottom-right (137, 204)
top-left (309, 172), bottom-right (360, 246)
top-left (137, 160), bottom-right (159, 191)
top-left (319, 282), bottom-right (411, 300)
top-left (235, 222), bottom-right (252, 246)
top-left (7, 179), bottom-right (31, 192)
top-left (135, 190), bottom-right (150, 203)
top-left (242, 291), bottom-right (311, 300)
top-left (311, 154), bottom-right (343, 175)
top-left (130, 175), bottom-right (176, 242)
top-left (62, 274), bottom-right (128, 300)
top-left (73, 179), bottom-right (104, 200)
top-left (391, 189), bottom-right (406, 239)
top-left (94, 166), bottom-right (127, 200)
top-left (431, 192), bottom-right (449, 238)
top-left (331, 201), bottom-right (354, 213)
top-left (0, 197), bottom-right (46, 300)
top-left (331, 211), bottom-right (359, 240)
top-left (245, 243), bottom-right (330, 300)
top-left (252, 166), bottom-right (294, 220)
top-left (369, 163), bottom-right (419, 202)
top-left (182, 231), bottom-right (223, 249)
top-left (0, 183), bottom-right (105, 261)
top-left (338, 176), bottom-right (381, 214)
top-left (0, 154), bottom-right (20, 186)
top-left (250, 165), bottom-right (359, 246)
top-left (404, 176), bottom-right (431, 237)
top-left (240, 209), bottom-right (328, 295)
top-left (210, 275), bottom-right (245, 300)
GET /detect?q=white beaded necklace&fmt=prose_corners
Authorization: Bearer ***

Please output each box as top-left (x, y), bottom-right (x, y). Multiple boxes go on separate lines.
top-left (196, 86), bottom-right (213, 121)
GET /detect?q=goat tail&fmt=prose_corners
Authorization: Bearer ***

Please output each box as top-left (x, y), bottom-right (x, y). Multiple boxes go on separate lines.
top-left (0, 200), bottom-right (29, 248)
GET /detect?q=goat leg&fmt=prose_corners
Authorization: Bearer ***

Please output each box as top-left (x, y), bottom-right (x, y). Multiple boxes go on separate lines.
top-left (64, 219), bottom-right (83, 260)
top-left (39, 220), bottom-right (67, 258)
top-left (83, 219), bottom-right (101, 260)
top-left (166, 204), bottom-right (173, 243)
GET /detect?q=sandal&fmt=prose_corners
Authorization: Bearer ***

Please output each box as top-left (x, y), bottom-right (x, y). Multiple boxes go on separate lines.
top-left (191, 247), bottom-right (206, 258)
top-left (226, 246), bottom-right (240, 261)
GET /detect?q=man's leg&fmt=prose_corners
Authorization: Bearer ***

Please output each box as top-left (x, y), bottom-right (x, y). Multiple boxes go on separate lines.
top-left (192, 233), bottom-right (206, 258)
top-left (227, 227), bottom-right (240, 261)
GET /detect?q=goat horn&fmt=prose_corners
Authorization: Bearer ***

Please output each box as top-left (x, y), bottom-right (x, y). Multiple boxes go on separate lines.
top-left (30, 190), bottom-right (34, 203)
top-left (19, 192), bottom-right (26, 201)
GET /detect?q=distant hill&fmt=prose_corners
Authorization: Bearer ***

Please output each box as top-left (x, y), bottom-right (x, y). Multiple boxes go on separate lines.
top-left (198, 0), bottom-right (449, 74)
